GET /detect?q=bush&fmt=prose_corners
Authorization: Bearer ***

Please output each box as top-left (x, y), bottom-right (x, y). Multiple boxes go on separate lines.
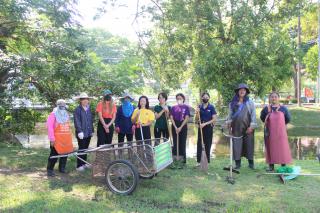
top-left (279, 99), bottom-right (289, 104)
top-left (0, 107), bottom-right (42, 137)
top-left (290, 98), bottom-right (298, 104)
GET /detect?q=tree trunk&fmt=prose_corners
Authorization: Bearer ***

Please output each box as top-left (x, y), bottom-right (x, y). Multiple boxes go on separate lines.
top-left (294, 66), bottom-right (298, 99)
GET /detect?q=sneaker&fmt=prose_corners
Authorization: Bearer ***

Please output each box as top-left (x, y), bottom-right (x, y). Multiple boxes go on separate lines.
top-left (76, 166), bottom-right (85, 172)
top-left (47, 170), bottom-right (55, 177)
top-left (195, 163), bottom-right (200, 167)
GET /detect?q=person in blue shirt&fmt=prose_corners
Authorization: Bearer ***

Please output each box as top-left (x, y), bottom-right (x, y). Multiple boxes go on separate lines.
top-left (115, 92), bottom-right (136, 145)
top-left (195, 92), bottom-right (217, 166)
top-left (74, 92), bottom-right (94, 172)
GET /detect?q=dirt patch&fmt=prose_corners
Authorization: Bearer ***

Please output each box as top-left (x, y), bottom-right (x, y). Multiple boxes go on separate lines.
top-left (0, 167), bottom-right (45, 178)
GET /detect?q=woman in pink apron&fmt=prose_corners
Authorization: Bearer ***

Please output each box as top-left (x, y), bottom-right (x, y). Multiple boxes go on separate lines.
top-left (260, 92), bottom-right (292, 172)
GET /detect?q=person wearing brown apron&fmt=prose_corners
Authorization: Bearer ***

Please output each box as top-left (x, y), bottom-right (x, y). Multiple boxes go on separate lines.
top-left (227, 84), bottom-right (257, 169)
top-left (260, 92), bottom-right (292, 172)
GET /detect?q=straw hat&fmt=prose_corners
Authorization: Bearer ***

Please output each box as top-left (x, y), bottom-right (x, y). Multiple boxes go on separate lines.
top-left (75, 92), bottom-right (93, 100)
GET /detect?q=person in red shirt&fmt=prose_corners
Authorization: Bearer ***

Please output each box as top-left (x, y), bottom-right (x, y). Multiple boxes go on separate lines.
top-left (96, 90), bottom-right (117, 146)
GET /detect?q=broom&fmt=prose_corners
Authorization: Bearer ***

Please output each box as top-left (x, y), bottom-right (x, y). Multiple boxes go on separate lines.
top-left (197, 110), bottom-right (208, 172)
top-left (164, 107), bottom-right (173, 145)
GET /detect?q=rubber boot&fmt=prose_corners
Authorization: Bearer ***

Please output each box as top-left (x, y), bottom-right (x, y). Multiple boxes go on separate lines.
top-left (235, 160), bottom-right (241, 169)
top-left (248, 159), bottom-right (254, 169)
top-left (266, 164), bottom-right (274, 172)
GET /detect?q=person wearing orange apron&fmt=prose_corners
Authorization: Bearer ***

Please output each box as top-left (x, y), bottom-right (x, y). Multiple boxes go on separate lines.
top-left (46, 99), bottom-right (73, 177)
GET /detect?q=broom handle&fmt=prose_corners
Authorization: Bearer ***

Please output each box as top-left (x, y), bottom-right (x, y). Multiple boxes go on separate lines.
top-left (197, 110), bottom-right (205, 149)
top-left (138, 110), bottom-right (147, 158)
top-left (164, 107), bottom-right (173, 144)
top-left (177, 131), bottom-right (179, 157)
top-left (138, 110), bottom-right (144, 141)
top-left (230, 137), bottom-right (233, 178)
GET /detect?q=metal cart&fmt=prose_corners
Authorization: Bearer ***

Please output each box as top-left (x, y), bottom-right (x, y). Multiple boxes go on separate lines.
top-left (51, 138), bottom-right (173, 195)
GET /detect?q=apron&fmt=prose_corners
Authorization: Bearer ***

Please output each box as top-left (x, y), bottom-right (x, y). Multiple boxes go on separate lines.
top-left (231, 103), bottom-right (254, 160)
top-left (54, 122), bottom-right (73, 154)
top-left (265, 106), bottom-right (292, 164)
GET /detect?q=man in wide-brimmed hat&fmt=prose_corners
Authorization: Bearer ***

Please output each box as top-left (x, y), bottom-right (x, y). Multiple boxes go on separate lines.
top-left (74, 92), bottom-right (94, 171)
top-left (227, 83), bottom-right (257, 169)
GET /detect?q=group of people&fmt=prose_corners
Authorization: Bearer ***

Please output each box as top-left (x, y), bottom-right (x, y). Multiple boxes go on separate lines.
top-left (46, 83), bottom-right (293, 177)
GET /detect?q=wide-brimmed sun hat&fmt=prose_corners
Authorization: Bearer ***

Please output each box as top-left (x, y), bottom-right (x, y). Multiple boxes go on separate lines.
top-left (75, 92), bottom-right (93, 100)
top-left (119, 92), bottom-right (134, 101)
top-left (234, 83), bottom-right (250, 94)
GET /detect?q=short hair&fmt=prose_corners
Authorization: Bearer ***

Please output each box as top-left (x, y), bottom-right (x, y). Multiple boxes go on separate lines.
top-left (201, 92), bottom-right (210, 98)
top-left (138, 95), bottom-right (150, 109)
top-left (176, 93), bottom-right (185, 103)
top-left (158, 92), bottom-right (168, 101)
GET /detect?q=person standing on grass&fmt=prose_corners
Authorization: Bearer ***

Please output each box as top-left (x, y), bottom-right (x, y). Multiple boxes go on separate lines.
top-left (96, 90), bottom-right (117, 147)
top-left (154, 92), bottom-right (171, 145)
top-left (195, 92), bottom-right (217, 166)
top-left (46, 99), bottom-right (73, 177)
top-left (74, 92), bottom-right (94, 172)
top-left (170, 93), bottom-right (190, 164)
top-left (131, 95), bottom-right (155, 145)
top-left (260, 91), bottom-right (292, 172)
top-left (115, 92), bottom-right (136, 145)
top-left (227, 83), bottom-right (257, 169)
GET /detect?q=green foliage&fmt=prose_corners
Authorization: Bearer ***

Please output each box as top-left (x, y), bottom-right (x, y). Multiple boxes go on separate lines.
top-left (0, 106), bottom-right (42, 135)
top-left (138, 0), bottom-right (310, 103)
top-left (84, 29), bottom-right (145, 97)
top-left (303, 44), bottom-right (318, 80)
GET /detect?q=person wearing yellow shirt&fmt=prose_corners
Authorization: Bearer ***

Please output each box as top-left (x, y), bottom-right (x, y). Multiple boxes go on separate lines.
top-left (131, 95), bottom-right (155, 145)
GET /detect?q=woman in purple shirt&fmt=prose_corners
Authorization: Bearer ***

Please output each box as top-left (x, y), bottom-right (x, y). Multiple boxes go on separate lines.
top-left (170, 93), bottom-right (190, 164)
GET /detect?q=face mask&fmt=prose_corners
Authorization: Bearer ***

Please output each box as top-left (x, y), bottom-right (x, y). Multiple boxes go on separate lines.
top-left (177, 100), bottom-right (183, 105)
top-left (202, 99), bottom-right (209, 103)
top-left (104, 95), bottom-right (112, 101)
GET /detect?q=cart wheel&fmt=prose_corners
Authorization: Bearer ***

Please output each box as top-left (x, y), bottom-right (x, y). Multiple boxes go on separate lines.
top-left (105, 160), bottom-right (139, 195)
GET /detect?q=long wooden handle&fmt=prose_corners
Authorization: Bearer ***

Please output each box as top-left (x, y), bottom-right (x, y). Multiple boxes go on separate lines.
top-left (197, 111), bottom-right (205, 147)
top-left (177, 131), bottom-right (179, 156)
top-left (165, 113), bottom-right (172, 142)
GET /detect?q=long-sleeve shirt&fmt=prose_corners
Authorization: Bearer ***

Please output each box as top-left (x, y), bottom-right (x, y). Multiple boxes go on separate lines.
top-left (260, 105), bottom-right (291, 124)
top-left (73, 105), bottom-right (94, 138)
top-left (115, 105), bottom-right (135, 134)
top-left (227, 99), bottom-right (258, 129)
top-left (46, 112), bottom-right (57, 142)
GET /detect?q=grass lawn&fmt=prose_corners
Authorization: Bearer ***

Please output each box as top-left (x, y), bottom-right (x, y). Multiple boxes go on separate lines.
top-left (1, 143), bottom-right (320, 213)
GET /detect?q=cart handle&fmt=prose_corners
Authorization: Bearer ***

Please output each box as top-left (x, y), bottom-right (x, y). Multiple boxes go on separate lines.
top-left (221, 128), bottom-right (243, 139)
